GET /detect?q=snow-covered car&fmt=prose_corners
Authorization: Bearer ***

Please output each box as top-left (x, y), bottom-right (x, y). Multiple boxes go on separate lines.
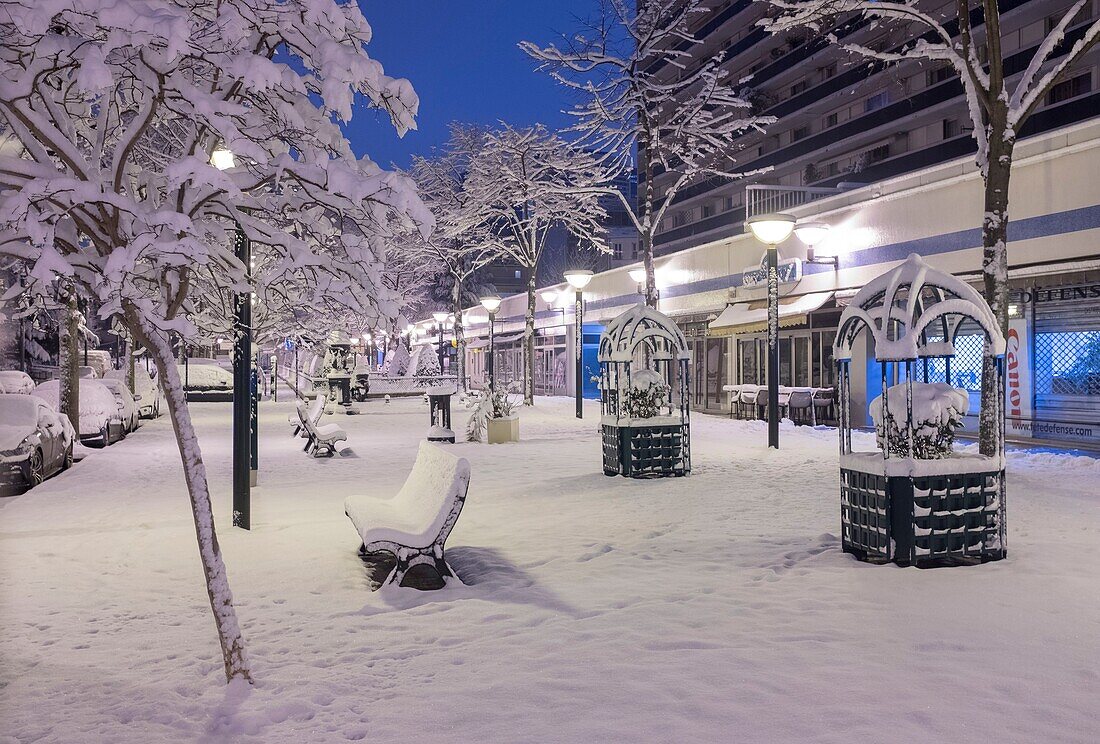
top-left (106, 367), bottom-right (161, 418)
top-left (82, 349), bottom-right (113, 379)
top-left (98, 378), bottom-right (141, 433)
top-left (34, 379), bottom-right (126, 446)
top-left (0, 393), bottom-right (75, 488)
top-left (78, 366), bottom-right (98, 378)
top-left (0, 370), bottom-right (35, 395)
top-left (180, 361), bottom-right (234, 401)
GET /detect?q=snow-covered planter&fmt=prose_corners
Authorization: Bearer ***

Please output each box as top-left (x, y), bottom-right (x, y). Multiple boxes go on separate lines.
top-left (834, 255), bottom-right (1007, 568)
top-left (598, 305), bottom-right (691, 478)
top-left (465, 388), bottom-right (519, 444)
top-left (870, 382), bottom-right (968, 459)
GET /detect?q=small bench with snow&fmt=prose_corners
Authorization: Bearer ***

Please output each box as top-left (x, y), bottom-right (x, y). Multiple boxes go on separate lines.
top-left (289, 394), bottom-right (326, 437)
top-left (344, 442), bottom-right (471, 590)
top-left (297, 399), bottom-right (347, 457)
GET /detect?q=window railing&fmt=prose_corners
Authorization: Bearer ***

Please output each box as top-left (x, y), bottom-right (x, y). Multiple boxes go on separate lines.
top-left (744, 184), bottom-right (843, 219)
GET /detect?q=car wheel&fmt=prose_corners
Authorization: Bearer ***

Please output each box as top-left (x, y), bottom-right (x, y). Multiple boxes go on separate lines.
top-left (22, 448), bottom-right (44, 487)
top-left (62, 443), bottom-right (74, 470)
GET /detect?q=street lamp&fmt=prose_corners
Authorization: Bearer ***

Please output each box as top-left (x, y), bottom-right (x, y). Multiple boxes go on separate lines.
top-left (747, 213), bottom-right (796, 450)
top-left (432, 310), bottom-right (448, 372)
top-left (212, 145), bottom-right (252, 529)
top-left (479, 295), bottom-right (501, 391)
top-left (564, 269), bottom-right (593, 419)
top-left (628, 267), bottom-right (646, 298)
top-left (795, 221), bottom-right (835, 266)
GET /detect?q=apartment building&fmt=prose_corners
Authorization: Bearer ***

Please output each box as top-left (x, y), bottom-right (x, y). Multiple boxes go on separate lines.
top-left (650, 0), bottom-right (1098, 254)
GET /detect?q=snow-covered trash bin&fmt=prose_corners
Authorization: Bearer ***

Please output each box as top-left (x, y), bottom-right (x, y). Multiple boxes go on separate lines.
top-left (599, 305), bottom-right (691, 478)
top-left (833, 254), bottom-right (1007, 568)
top-left (427, 383), bottom-right (457, 444)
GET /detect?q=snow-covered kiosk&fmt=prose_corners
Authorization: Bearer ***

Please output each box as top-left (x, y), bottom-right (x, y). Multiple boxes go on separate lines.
top-left (834, 254), bottom-right (1007, 567)
top-left (599, 304), bottom-right (691, 478)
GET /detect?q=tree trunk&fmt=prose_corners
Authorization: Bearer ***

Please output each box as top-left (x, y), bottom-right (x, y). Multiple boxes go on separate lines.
top-left (122, 304), bottom-right (252, 685)
top-left (452, 277), bottom-right (466, 392)
top-left (979, 128), bottom-right (1014, 457)
top-left (125, 336), bottom-right (136, 395)
top-left (58, 291), bottom-right (80, 435)
top-left (524, 267), bottom-right (535, 405)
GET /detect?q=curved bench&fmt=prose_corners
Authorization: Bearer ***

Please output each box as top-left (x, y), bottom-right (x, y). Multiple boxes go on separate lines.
top-left (299, 404), bottom-right (346, 457)
top-left (344, 441), bottom-right (471, 589)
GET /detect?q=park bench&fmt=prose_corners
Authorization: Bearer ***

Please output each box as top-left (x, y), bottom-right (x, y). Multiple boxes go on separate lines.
top-left (289, 394), bottom-right (327, 437)
top-left (298, 404), bottom-right (346, 457)
top-left (344, 441), bottom-right (471, 589)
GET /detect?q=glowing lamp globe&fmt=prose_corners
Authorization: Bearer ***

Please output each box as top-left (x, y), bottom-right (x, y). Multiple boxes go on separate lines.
top-left (210, 147), bottom-right (236, 171)
top-left (480, 295), bottom-right (502, 314)
top-left (564, 269), bottom-right (594, 290)
top-left (747, 213), bottom-right (796, 246)
top-left (540, 290), bottom-right (559, 304)
top-left (432, 311), bottom-right (448, 324)
top-left (794, 221), bottom-right (830, 247)
top-left (628, 267), bottom-right (646, 284)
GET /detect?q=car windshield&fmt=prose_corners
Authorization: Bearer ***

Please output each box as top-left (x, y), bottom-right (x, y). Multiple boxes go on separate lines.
top-left (0, 396), bottom-right (36, 426)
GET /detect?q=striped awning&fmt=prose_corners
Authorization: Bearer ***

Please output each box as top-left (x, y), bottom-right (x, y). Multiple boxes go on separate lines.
top-left (708, 292), bottom-right (833, 336)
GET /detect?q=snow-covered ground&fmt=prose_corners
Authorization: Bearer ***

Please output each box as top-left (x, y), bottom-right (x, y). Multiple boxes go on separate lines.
top-left (2, 393), bottom-right (1099, 743)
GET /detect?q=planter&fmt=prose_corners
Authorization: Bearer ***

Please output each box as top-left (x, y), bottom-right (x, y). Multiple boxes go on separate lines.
top-left (487, 416), bottom-right (519, 444)
top-left (840, 455), bottom-right (1006, 567)
top-left (601, 422), bottom-right (690, 478)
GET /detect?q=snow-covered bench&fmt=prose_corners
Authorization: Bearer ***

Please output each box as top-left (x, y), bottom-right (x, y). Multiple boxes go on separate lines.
top-left (289, 394), bottom-right (327, 437)
top-left (299, 404), bottom-right (346, 457)
top-left (344, 441), bottom-right (471, 589)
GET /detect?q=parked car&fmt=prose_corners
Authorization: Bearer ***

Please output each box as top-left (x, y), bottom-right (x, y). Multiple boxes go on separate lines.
top-left (0, 370), bottom-right (35, 395)
top-left (106, 367), bottom-right (162, 418)
top-left (34, 379), bottom-right (126, 446)
top-left (81, 349), bottom-right (113, 379)
top-left (0, 393), bottom-right (75, 488)
top-left (78, 366), bottom-right (98, 378)
top-left (98, 378), bottom-right (141, 433)
top-left (179, 360), bottom-right (234, 401)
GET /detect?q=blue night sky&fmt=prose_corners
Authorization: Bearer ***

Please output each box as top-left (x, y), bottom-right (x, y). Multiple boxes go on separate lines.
top-left (346, 1), bottom-right (598, 169)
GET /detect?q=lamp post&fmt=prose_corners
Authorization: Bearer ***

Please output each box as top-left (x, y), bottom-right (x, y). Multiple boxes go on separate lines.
top-left (212, 145), bottom-right (252, 529)
top-left (564, 269), bottom-right (594, 419)
top-left (432, 311), bottom-right (448, 373)
top-left (479, 295), bottom-right (501, 391)
top-left (747, 213), bottom-right (796, 450)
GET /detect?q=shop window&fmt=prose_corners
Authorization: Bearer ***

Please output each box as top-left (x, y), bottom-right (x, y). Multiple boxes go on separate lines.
top-left (926, 334), bottom-right (985, 391)
top-left (1035, 331), bottom-right (1100, 396)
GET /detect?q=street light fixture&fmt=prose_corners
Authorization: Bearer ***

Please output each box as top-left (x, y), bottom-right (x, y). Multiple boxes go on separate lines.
top-left (794, 221), bottom-right (835, 266)
top-left (564, 269), bottom-right (593, 419)
top-left (628, 267), bottom-right (647, 298)
top-left (432, 311), bottom-right (449, 372)
top-left (479, 295), bottom-right (501, 391)
top-left (746, 213), bottom-right (796, 450)
top-left (212, 144), bottom-right (253, 529)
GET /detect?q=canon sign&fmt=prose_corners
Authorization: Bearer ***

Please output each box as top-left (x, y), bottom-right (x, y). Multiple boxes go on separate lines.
top-left (1007, 328), bottom-right (1022, 417)
top-left (1005, 318), bottom-right (1033, 438)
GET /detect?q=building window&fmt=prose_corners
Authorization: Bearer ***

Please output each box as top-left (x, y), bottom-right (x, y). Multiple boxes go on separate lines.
top-left (790, 79), bottom-right (809, 96)
top-left (927, 66), bottom-right (952, 86)
top-left (1046, 72), bottom-right (1092, 105)
top-left (824, 112), bottom-right (838, 129)
top-left (865, 143), bottom-right (890, 163)
top-left (701, 202), bottom-right (715, 218)
top-left (820, 63), bottom-right (837, 81)
top-left (1035, 331), bottom-right (1100, 396)
top-left (631, 242), bottom-right (639, 259)
top-left (792, 125), bottom-right (810, 142)
top-left (943, 117), bottom-right (960, 139)
top-left (673, 211), bottom-right (688, 227)
top-left (612, 242), bottom-right (622, 260)
top-left (865, 90), bottom-right (890, 112)
top-left (514, 270), bottom-right (522, 280)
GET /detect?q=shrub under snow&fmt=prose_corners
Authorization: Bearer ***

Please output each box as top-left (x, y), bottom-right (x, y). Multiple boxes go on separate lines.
top-left (870, 382), bottom-right (969, 459)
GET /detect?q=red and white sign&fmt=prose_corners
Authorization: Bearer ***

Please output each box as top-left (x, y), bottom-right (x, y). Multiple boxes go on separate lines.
top-left (1005, 318), bottom-right (1032, 438)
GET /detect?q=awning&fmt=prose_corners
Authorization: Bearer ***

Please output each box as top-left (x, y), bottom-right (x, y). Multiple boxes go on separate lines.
top-left (708, 292), bottom-right (834, 336)
top-left (465, 331), bottom-right (526, 350)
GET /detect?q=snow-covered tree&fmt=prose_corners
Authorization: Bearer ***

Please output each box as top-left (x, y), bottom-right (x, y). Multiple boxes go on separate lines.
top-left (0, 0), bottom-right (427, 683)
top-left (521, 0), bottom-right (774, 308)
top-left (759, 0), bottom-right (1100, 454)
top-left (407, 124), bottom-right (504, 391)
top-left (460, 124), bottom-right (608, 405)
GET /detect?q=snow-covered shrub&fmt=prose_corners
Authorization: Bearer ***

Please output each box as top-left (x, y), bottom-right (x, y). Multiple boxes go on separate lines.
top-left (415, 347), bottom-right (441, 376)
top-left (382, 344), bottom-right (411, 376)
top-left (870, 382), bottom-right (969, 459)
top-left (620, 369), bottom-right (669, 419)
